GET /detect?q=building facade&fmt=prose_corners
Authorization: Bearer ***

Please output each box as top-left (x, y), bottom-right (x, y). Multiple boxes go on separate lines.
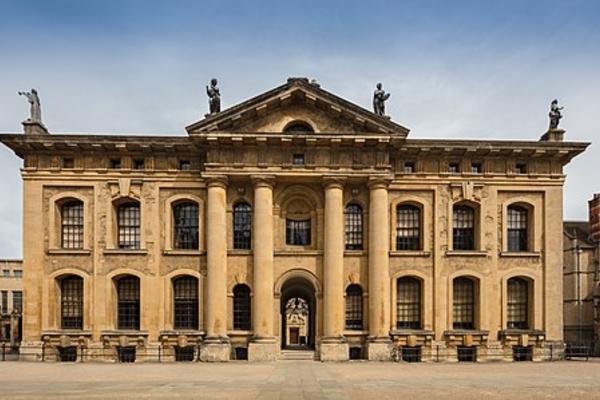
top-left (0, 260), bottom-right (23, 347)
top-left (0, 78), bottom-right (589, 362)
top-left (563, 194), bottom-right (600, 354)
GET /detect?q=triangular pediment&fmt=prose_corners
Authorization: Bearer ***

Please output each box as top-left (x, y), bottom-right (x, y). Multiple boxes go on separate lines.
top-left (186, 78), bottom-right (409, 136)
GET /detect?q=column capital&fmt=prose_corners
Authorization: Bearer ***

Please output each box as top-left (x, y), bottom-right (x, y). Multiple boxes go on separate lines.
top-left (323, 175), bottom-right (347, 190)
top-left (250, 174), bottom-right (276, 189)
top-left (205, 175), bottom-right (229, 189)
top-left (367, 176), bottom-right (392, 190)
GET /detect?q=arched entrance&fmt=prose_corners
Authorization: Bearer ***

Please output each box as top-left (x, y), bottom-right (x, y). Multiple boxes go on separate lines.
top-left (280, 277), bottom-right (316, 349)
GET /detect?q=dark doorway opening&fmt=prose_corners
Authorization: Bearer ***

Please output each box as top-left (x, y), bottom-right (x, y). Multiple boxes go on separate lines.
top-left (280, 277), bottom-right (316, 350)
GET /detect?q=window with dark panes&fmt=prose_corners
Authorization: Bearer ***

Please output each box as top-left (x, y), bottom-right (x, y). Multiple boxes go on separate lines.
top-left (117, 276), bottom-right (140, 330)
top-left (179, 160), bottom-right (191, 170)
top-left (345, 284), bottom-right (363, 330)
top-left (173, 276), bottom-right (199, 330)
top-left (173, 202), bottom-right (199, 250)
top-left (292, 154), bottom-right (305, 165)
top-left (61, 276), bottom-right (83, 329)
top-left (110, 158), bottom-right (121, 169)
top-left (515, 163), bottom-right (527, 174)
top-left (1, 291), bottom-right (7, 312)
top-left (118, 202), bottom-right (140, 249)
top-left (344, 204), bottom-right (363, 250)
top-left (453, 205), bottom-right (475, 250)
top-left (396, 205), bottom-right (421, 250)
top-left (233, 202), bottom-right (252, 249)
top-left (404, 162), bottom-right (415, 173)
top-left (453, 277), bottom-right (475, 330)
top-left (397, 277), bottom-right (421, 329)
top-left (471, 163), bottom-right (482, 174)
top-left (61, 201), bottom-right (84, 249)
top-left (13, 290), bottom-right (22, 313)
top-left (62, 157), bottom-right (74, 169)
top-left (449, 163), bottom-right (460, 173)
top-left (233, 284), bottom-right (251, 330)
top-left (507, 277), bottom-right (529, 329)
top-left (507, 206), bottom-right (528, 252)
top-left (133, 158), bottom-right (145, 170)
top-left (286, 219), bottom-right (311, 246)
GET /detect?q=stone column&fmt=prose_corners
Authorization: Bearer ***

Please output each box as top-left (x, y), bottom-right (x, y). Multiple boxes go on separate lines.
top-left (200, 176), bottom-right (230, 362)
top-left (367, 178), bottom-right (392, 360)
top-left (320, 176), bottom-right (349, 361)
top-left (248, 175), bottom-right (278, 361)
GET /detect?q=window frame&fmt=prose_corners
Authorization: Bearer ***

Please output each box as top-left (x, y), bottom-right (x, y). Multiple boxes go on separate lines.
top-left (60, 275), bottom-right (83, 330)
top-left (452, 204), bottom-right (477, 251)
top-left (344, 203), bottom-right (363, 250)
top-left (172, 201), bottom-right (200, 250)
top-left (173, 276), bottom-right (199, 330)
top-left (452, 277), bottom-right (476, 330)
top-left (60, 200), bottom-right (85, 250)
top-left (116, 276), bottom-right (140, 330)
top-left (232, 284), bottom-right (251, 331)
top-left (286, 218), bottom-right (311, 246)
top-left (396, 204), bottom-right (422, 251)
top-left (507, 277), bottom-right (530, 330)
top-left (396, 277), bottom-right (422, 329)
top-left (507, 205), bottom-right (529, 252)
top-left (233, 202), bottom-right (252, 250)
top-left (117, 201), bottom-right (141, 250)
top-left (345, 284), bottom-right (363, 330)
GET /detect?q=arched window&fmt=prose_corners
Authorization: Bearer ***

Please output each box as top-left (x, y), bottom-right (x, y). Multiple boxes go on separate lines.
top-left (453, 205), bottom-right (475, 251)
top-left (507, 206), bottom-right (528, 252)
top-left (117, 276), bottom-right (140, 330)
top-left (453, 277), bottom-right (475, 330)
top-left (344, 204), bottom-right (363, 250)
top-left (507, 277), bottom-right (529, 329)
top-left (233, 284), bottom-right (251, 330)
top-left (284, 121), bottom-right (314, 133)
top-left (397, 277), bottom-right (421, 329)
top-left (396, 204), bottom-right (421, 250)
top-left (61, 275), bottom-right (83, 330)
top-left (173, 202), bottom-right (199, 249)
top-left (233, 202), bottom-right (252, 249)
top-left (61, 200), bottom-right (84, 249)
top-left (173, 276), bottom-right (199, 330)
top-left (117, 202), bottom-right (140, 250)
top-left (345, 284), bottom-right (363, 330)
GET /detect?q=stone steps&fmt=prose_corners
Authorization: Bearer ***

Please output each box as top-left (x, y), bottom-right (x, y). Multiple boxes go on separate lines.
top-left (280, 349), bottom-right (317, 361)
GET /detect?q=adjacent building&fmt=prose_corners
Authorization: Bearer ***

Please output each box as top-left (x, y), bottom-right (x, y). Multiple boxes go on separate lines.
top-left (0, 259), bottom-right (23, 347)
top-left (0, 78), bottom-right (589, 362)
top-left (563, 194), bottom-right (600, 354)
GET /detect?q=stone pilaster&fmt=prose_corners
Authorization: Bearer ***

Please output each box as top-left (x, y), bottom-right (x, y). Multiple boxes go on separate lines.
top-left (320, 176), bottom-right (349, 361)
top-left (201, 175), bottom-right (230, 362)
top-left (248, 175), bottom-right (278, 361)
top-left (367, 178), bottom-right (392, 360)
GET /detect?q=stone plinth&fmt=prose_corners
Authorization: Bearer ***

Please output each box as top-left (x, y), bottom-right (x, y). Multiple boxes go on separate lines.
top-left (540, 128), bottom-right (565, 142)
top-left (22, 120), bottom-right (48, 135)
top-left (248, 339), bottom-right (279, 361)
top-left (200, 338), bottom-right (230, 362)
top-left (320, 338), bottom-right (349, 361)
top-left (367, 337), bottom-right (392, 361)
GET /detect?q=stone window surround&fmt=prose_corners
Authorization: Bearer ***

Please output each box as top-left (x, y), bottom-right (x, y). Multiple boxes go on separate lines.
top-left (390, 270), bottom-right (432, 332)
top-left (448, 200), bottom-right (482, 252)
top-left (46, 269), bottom-right (91, 332)
top-left (500, 271), bottom-right (541, 331)
top-left (164, 270), bottom-right (204, 332)
top-left (448, 272), bottom-right (483, 331)
top-left (48, 192), bottom-right (91, 253)
top-left (389, 195), bottom-right (431, 253)
top-left (105, 195), bottom-right (146, 252)
top-left (500, 198), bottom-right (541, 255)
top-left (163, 194), bottom-right (205, 254)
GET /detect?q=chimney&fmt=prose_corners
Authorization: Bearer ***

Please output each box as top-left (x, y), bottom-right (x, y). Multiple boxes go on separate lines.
top-left (589, 194), bottom-right (600, 242)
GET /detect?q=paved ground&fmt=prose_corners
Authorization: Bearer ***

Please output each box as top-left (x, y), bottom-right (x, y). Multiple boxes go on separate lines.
top-left (1, 360), bottom-right (600, 399)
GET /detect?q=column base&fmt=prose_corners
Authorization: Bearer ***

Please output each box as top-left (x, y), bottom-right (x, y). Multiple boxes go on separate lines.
top-left (319, 337), bottom-right (349, 361)
top-left (367, 337), bottom-right (392, 361)
top-left (248, 337), bottom-right (279, 361)
top-left (199, 337), bottom-right (230, 362)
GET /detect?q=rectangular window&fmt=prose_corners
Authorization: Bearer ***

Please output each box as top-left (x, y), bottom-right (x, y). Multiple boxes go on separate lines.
top-left (1, 291), bottom-right (7, 312)
top-left (133, 158), bottom-right (145, 170)
top-left (118, 204), bottom-right (141, 250)
top-left (453, 279), bottom-right (475, 330)
top-left (2, 270), bottom-right (9, 278)
top-left (448, 163), bottom-right (460, 173)
top-left (292, 154), bottom-right (305, 165)
top-left (471, 163), bottom-right (482, 174)
top-left (457, 346), bottom-right (477, 362)
top-left (12, 291), bottom-right (22, 313)
top-left (507, 208), bottom-right (528, 252)
top-left (397, 278), bottom-right (421, 329)
top-left (453, 206), bottom-right (475, 251)
top-left (396, 206), bottom-right (421, 250)
top-left (117, 278), bottom-right (140, 330)
top-left (513, 346), bottom-right (533, 362)
top-left (515, 163), bottom-right (527, 174)
top-left (61, 202), bottom-right (84, 249)
top-left (110, 158), bottom-right (121, 169)
top-left (286, 219), bottom-right (311, 246)
top-left (401, 346), bottom-right (422, 362)
top-left (62, 157), bottom-right (74, 169)
top-left (175, 346), bottom-right (195, 362)
top-left (118, 346), bottom-right (136, 363)
top-left (179, 160), bottom-right (191, 170)
top-left (58, 346), bottom-right (78, 362)
top-left (13, 270), bottom-right (22, 278)
top-left (403, 162), bottom-right (415, 173)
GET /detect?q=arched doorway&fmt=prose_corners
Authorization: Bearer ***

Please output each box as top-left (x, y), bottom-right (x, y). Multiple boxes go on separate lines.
top-left (280, 277), bottom-right (316, 349)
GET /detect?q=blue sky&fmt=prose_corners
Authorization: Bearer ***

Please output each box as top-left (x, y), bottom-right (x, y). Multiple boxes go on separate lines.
top-left (0, 0), bottom-right (599, 258)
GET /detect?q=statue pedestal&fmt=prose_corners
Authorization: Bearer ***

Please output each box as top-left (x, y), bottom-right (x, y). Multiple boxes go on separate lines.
top-left (540, 128), bottom-right (565, 142)
top-left (22, 120), bottom-right (49, 135)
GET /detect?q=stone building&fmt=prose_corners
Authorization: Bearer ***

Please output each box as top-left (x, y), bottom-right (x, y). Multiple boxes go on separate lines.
top-left (563, 194), bottom-right (600, 353)
top-left (0, 259), bottom-right (23, 347)
top-left (0, 78), bottom-right (589, 362)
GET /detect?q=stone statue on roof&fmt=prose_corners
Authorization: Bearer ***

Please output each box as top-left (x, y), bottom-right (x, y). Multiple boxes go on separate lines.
top-left (206, 78), bottom-right (221, 115)
top-left (549, 99), bottom-right (563, 130)
top-left (18, 88), bottom-right (42, 123)
top-left (373, 82), bottom-right (390, 116)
